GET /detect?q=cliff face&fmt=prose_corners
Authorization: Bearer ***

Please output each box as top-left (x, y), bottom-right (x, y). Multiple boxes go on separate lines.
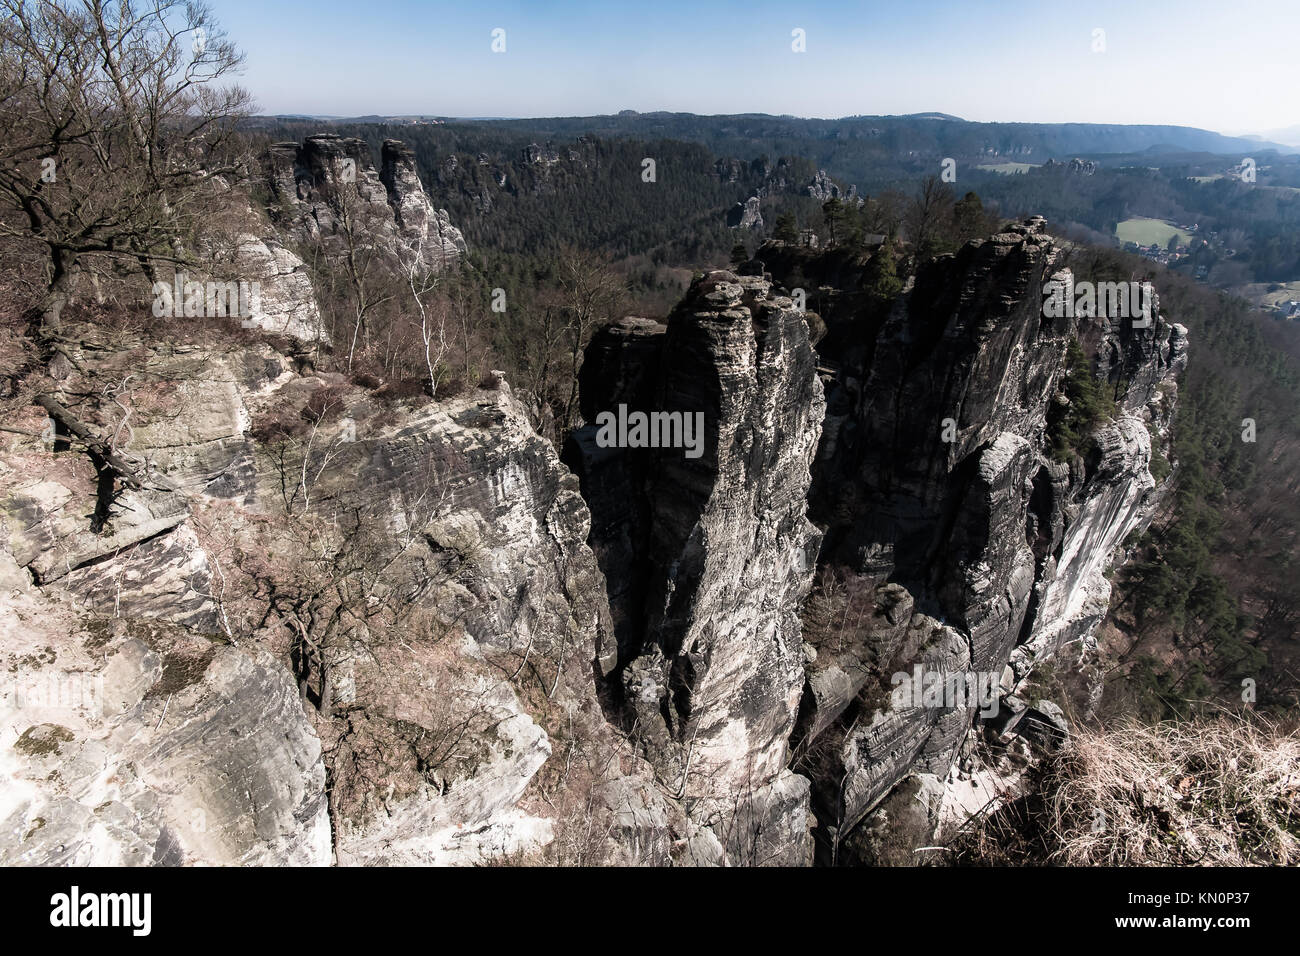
top-left (567, 271), bottom-right (825, 863)
top-left (0, 327), bottom-right (661, 865)
top-left (1, 178), bottom-right (1185, 866)
top-left (569, 218), bottom-right (1187, 855)
top-left (268, 134), bottom-right (466, 270)
top-left (0, 572), bottom-right (332, 866)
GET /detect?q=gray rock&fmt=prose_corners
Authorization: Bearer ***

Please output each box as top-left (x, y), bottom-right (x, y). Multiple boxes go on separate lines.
top-left (570, 269), bottom-right (825, 862)
top-left (268, 134), bottom-right (466, 273)
top-left (726, 195), bottom-right (763, 230)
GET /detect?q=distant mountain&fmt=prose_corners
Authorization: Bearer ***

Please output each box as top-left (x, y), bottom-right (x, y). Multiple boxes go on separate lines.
top-left (1253, 124), bottom-right (1300, 147)
top-left (896, 112), bottom-right (965, 121)
top-left (333, 112), bottom-right (1291, 194)
top-left (255, 112), bottom-right (1292, 156)
top-left (407, 112), bottom-right (1293, 156)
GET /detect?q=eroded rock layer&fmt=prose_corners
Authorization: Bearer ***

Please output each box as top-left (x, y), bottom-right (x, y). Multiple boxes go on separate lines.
top-left (268, 134), bottom-right (466, 271)
top-left (1, 208), bottom-right (1185, 868)
top-left (569, 218), bottom-right (1187, 858)
top-left (568, 270), bottom-right (825, 863)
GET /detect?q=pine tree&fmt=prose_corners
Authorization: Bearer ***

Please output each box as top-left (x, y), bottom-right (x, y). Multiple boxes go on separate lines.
top-left (863, 240), bottom-right (903, 303)
top-left (822, 198), bottom-right (844, 248)
top-left (1048, 339), bottom-right (1115, 461)
top-left (773, 212), bottom-right (799, 244)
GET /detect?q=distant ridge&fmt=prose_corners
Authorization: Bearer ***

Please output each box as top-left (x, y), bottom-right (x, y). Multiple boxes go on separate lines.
top-left (252, 112), bottom-right (1293, 157)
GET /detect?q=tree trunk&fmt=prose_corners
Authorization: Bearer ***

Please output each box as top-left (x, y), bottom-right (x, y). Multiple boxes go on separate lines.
top-left (42, 247), bottom-right (82, 330)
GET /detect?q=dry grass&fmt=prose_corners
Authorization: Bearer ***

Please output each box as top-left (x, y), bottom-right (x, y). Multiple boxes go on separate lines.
top-left (963, 714), bottom-right (1300, 865)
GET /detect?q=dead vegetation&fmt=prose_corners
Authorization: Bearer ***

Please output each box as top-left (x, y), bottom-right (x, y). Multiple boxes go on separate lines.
top-left (955, 714), bottom-right (1300, 865)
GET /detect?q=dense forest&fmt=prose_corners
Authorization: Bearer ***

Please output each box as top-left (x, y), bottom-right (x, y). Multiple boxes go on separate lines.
top-left (1108, 267), bottom-right (1300, 718)
top-left (253, 116), bottom-right (1300, 290)
top-left (263, 116), bottom-right (1300, 721)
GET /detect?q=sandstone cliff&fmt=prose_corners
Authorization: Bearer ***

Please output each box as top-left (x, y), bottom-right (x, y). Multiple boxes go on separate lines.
top-left (0, 193), bottom-right (1185, 866)
top-left (568, 218), bottom-right (1187, 859)
top-left (268, 134), bottom-right (466, 271)
top-left (566, 271), bottom-right (825, 863)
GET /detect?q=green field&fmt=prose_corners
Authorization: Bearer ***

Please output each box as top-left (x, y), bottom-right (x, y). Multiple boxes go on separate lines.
top-left (1115, 217), bottom-right (1195, 247)
top-left (1232, 280), bottom-right (1300, 310)
top-left (975, 162), bottom-right (1039, 175)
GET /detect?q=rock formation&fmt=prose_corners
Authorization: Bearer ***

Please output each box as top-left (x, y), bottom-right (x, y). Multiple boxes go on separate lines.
top-left (0, 566), bottom-right (331, 865)
top-left (805, 169), bottom-right (844, 201)
top-left (0, 145), bottom-right (1185, 868)
top-left (726, 195), bottom-right (763, 229)
top-left (1043, 157), bottom-right (1099, 175)
top-left (567, 271), bottom-right (825, 863)
top-left (268, 134), bottom-right (466, 271)
top-left (799, 220), bottom-right (1183, 848)
top-left (568, 217), bottom-right (1187, 860)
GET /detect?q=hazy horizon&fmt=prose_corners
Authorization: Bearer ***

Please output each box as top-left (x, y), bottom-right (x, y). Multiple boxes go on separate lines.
top-left (219, 0), bottom-right (1297, 136)
top-left (253, 108), bottom-right (1300, 148)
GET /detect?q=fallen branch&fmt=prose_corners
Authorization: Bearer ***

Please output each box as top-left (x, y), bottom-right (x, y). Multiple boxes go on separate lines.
top-left (35, 393), bottom-right (179, 492)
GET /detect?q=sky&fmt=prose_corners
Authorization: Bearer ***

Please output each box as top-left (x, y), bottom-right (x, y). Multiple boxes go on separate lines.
top-left (214, 0), bottom-right (1298, 135)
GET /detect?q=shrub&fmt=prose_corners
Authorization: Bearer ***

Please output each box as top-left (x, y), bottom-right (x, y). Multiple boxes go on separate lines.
top-left (373, 378), bottom-right (429, 405)
top-left (434, 377), bottom-right (468, 401)
top-left (301, 383), bottom-right (350, 424)
top-left (956, 715), bottom-right (1300, 866)
top-left (250, 406), bottom-right (308, 444)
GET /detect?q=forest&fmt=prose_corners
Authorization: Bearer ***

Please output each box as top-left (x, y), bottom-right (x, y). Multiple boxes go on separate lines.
top-left (240, 115), bottom-right (1300, 724)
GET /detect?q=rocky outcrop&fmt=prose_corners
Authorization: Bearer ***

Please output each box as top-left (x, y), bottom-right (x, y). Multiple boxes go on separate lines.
top-left (330, 670), bottom-right (554, 866)
top-left (568, 271), bottom-right (825, 863)
top-left (806, 169), bottom-right (846, 202)
top-left (726, 195), bottom-right (763, 230)
top-left (0, 194), bottom-right (1186, 868)
top-left (782, 219), bottom-right (1185, 846)
top-left (567, 217), bottom-right (1186, 860)
top-left (268, 134), bottom-right (465, 271)
top-left (0, 585), bottom-right (331, 866)
top-left (233, 234), bottom-right (327, 341)
top-left (0, 320), bottom-right (664, 867)
top-left (379, 140), bottom-right (467, 269)
top-left (1043, 157), bottom-right (1099, 175)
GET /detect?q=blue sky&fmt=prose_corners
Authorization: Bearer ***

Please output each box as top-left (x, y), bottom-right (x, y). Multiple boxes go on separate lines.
top-left (215, 0), bottom-right (1296, 134)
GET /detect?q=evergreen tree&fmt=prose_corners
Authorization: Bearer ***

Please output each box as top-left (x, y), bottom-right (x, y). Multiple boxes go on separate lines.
top-left (862, 240), bottom-right (903, 303)
top-left (822, 197), bottom-right (844, 248)
top-left (773, 212), bottom-right (799, 244)
top-left (1048, 339), bottom-right (1115, 461)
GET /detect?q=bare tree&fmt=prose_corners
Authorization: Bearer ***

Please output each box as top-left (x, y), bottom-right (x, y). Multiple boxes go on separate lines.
top-left (398, 234), bottom-right (448, 396)
top-left (904, 175), bottom-right (956, 261)
top-left (328, 178), bottom-right (396, 373)
top-left (554, 250), bottom-right (625, 433)
top-left (866, 189), bottom-right (907, 239)
top-left (0, 0), bottom-right (253, 352)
